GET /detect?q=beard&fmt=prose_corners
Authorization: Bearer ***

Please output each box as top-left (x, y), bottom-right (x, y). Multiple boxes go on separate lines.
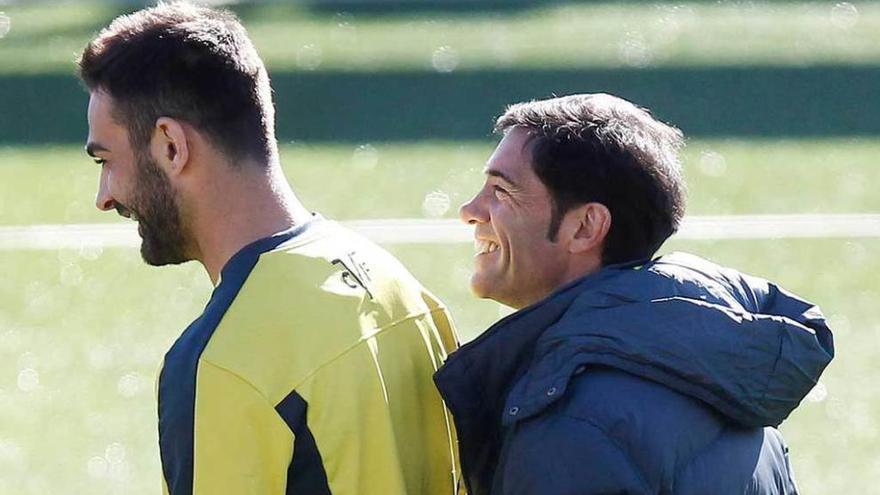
top-left (116, 153), bottom-right (191, 266)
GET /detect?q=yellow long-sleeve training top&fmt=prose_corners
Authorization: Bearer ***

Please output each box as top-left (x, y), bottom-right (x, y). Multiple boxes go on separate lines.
top-left (157, 216), bottom-right (461, 494)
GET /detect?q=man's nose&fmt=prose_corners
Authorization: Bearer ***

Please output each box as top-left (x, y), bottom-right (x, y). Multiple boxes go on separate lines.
top-left (95, 170), bottom-right (115, 211)
top-left (459, 191), bottom-right (488, 225)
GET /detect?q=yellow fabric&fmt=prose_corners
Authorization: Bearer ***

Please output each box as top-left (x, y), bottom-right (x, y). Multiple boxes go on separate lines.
top-left (171, 220), bottom-right (461, 494)
top-left (193, 359), bottom-right (293, 494)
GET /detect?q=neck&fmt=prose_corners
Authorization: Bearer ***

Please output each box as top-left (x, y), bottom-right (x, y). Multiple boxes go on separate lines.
top-left (516, 256), bottom-right (603, 309)
top-left (188, 163), bottom-right (311, 285)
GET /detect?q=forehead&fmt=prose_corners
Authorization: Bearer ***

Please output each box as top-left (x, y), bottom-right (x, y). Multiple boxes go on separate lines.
top-left (87, 91), bottom-right (128, 146)
top-left (87, 91), bottom-right (117, 128)
top-left (485, 127), bottom-right (538, 184)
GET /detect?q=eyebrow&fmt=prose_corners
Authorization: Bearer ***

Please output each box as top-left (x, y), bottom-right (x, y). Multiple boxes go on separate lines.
top-left (485, 168), bottom-right (519, 188)
top-left (85, 142), bottom-right (109, 158)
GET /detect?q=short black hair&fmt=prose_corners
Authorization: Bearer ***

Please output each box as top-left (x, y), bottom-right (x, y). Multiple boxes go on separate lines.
top-left (78, 1), bottom-right (277, 166)
top-left (496, 93), bottom-right (686, 265)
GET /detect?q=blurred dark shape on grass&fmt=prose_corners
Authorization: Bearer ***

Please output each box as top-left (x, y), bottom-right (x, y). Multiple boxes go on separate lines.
top-left (3, 65), bottom-right (877, 144)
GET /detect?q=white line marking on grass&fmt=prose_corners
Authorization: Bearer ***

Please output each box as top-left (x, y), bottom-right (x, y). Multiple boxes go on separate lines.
top-left (677, 214), bottom-right (880, 240)
top-left (0, 214), bottom-right (878, 250)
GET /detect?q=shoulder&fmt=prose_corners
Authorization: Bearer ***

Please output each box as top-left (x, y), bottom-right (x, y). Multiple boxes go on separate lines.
top-left (674, 426), bottom-right (797, 495)
top-left (198, 230), bottom-right (370, 402)
top-left (202, 222), bottom-right (452, 402)
top-left (524, 368), bottom-right (796, 494)
top-left (517, 367), bottom-right (728, 489)
top-left (562, 366), bottom-right (727, 434)
top-left (250, 222), bottom-right (433, 316)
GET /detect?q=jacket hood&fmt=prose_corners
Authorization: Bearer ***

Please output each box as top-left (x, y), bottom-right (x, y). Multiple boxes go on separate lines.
top-left (503, 252), bottom-right (834, 429)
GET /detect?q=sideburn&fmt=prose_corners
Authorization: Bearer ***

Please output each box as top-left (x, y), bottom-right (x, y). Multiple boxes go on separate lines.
top-left (545, 199), bottom-right (565, 243)
top-left (133, 148), bottom-right (190, 266)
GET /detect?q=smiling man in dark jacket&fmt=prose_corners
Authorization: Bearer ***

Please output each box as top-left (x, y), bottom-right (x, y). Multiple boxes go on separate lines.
top-left (434, 94), bottom-right (834, 495)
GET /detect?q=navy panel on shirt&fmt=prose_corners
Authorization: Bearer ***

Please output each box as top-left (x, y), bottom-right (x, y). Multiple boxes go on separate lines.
top-left (276, 391), bottom-right (333, 495)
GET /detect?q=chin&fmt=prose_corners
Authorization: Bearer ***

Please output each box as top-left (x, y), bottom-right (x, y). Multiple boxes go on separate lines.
top-left (470, 275), bottom-right (516, 308)
top-left (469, 273), bottom-right (491, 299)
top-left (140, 242), bottom-right (190, 267)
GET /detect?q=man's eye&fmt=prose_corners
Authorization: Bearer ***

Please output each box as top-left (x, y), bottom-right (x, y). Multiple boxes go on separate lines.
top-left (93, 158), bottom-right (107, 166)
top-left (492, 186), bottom-right (509, 198)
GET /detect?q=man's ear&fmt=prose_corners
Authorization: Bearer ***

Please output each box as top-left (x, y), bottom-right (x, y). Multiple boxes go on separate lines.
top-left (564, 202), bottom-right (611, 255)
top-left (151, 117), bottom-right (190, 177)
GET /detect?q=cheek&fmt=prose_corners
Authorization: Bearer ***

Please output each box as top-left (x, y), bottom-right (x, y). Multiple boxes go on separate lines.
top-left (110, 174), bottom-right (129, 204)
top-left (501, 216), bottom-right (546, 249)
top-left (121, 167), bottom-right (144, 200)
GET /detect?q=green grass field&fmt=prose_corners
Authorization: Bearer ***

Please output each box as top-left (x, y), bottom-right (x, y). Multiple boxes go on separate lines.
top-left (2, 138), bottom-right (880, 225)
top-left (1, 237), bottom-right (875, 494)
top-left (2, 2), bottom-right (880, 74)
top-left (0, 140), bottom-right (877, 493)
top-left (1, 0), bottom-right (878, 493)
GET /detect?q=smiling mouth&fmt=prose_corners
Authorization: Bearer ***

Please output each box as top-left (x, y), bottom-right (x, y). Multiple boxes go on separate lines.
top-left (115, 205), bottom-right (139, 222)
top-left (474, 239), bottom-right (499, 257)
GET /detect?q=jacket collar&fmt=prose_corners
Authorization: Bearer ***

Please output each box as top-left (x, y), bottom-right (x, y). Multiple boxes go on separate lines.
top-left (434, 260), bottom-right (642, 421)
top-left (433, 261), bottom-right (642, 495)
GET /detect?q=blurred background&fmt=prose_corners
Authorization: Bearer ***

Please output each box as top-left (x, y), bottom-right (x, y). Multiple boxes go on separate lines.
top-left (0, 0), bottom-right (877, 493)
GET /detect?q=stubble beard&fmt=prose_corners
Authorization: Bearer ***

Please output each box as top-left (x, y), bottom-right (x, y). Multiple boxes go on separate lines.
top-left (125, 152), bottom-right (192, 266)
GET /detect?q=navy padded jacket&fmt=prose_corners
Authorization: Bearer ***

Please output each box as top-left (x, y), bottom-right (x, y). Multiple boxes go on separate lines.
top-left (435, 252), bottom-right (834, 495)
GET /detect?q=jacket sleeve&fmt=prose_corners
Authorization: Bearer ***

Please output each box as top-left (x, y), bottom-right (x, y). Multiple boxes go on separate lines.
top-left (503, 414), bottom-right (652, 495)
top-left (187, 359), bottom-right (294, 494)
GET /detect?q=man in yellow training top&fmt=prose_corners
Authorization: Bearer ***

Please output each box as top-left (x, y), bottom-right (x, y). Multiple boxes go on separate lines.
top-left (78, 3), bottom-right (460, 493)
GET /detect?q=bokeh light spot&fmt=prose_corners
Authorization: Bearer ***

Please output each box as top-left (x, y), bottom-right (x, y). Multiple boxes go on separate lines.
top-left (79, 244), bottom-right (103, 261)
top-left (16, 368), bottom-right (39, 392)
top-left (698, 150), bottom-right (728, 177)
top-left (805, 381), bottom-right (828, 403)
top-left (830, 2), bottom-right (859, 29)
top-left (57, 248), bottom-right (79, 265)
top-left (60, 263), bottom-right (84, 287)
top-left (432, 46), bottom-right (459, 73)
top-left (105, 442), bottom-right (126, 464)
top-left (296, 44), bottom-right (323, 71)
top-left (422, 191), bottom-right (451, 218)
top-left (332, 14), bottom-right (357, 46)
top-left (0, 440), bottom-right (24, 470)
top-left (618, 33), bottom-right (652, 67)
top-left (117, 372), bottom-right (142, 398)
top-left (0, 14), bottom-right (10, 39)
top-left (352, 144), bottom-right (379, 171)
top-left (87, 456), bottom-right (108, 478)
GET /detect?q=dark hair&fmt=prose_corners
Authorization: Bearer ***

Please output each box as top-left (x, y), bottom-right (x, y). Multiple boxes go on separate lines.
top-left (496, 93), bottom-right (686, 265)
top-left (78, 1), bottom-right (276, 166)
